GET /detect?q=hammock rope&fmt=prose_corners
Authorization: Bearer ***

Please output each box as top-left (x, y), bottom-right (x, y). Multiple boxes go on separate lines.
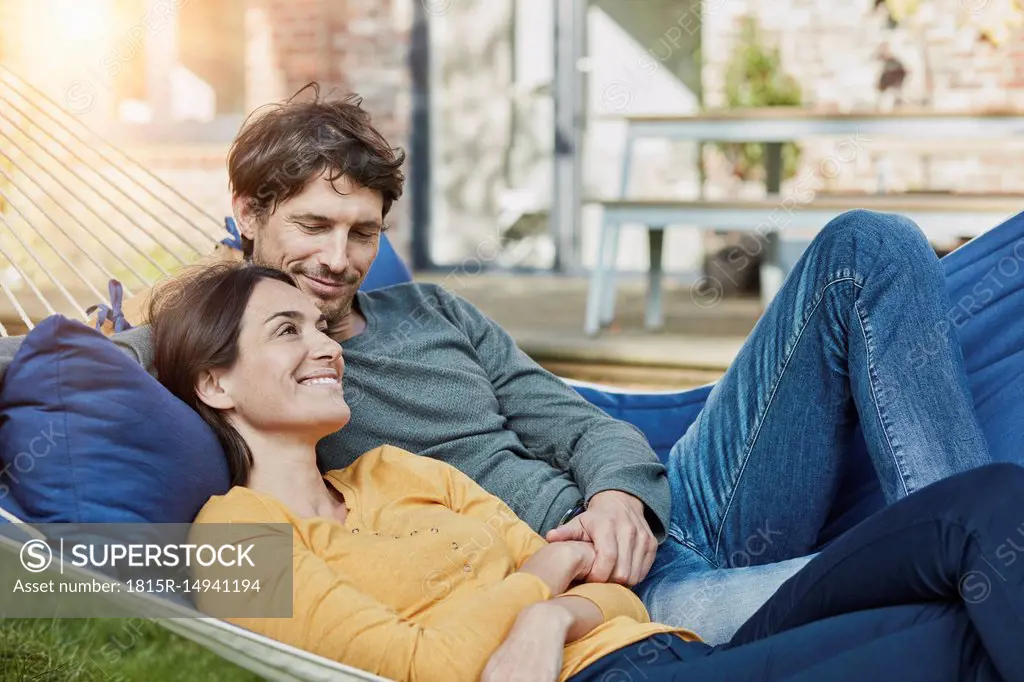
top-left (0, 65), bottom-right (223, 239)
top-left (0, 66), bottom-right (224, 336)
top-left (0, 207), bottom-right (91, 315)
top-left (0, 178), bottom-right (108, 298)
top-left (0, 154), bottom-right (147, 293)
top-left (0, 89), bottom-right (210, 256)
top-left (0, 126), bottom-right (171, 277)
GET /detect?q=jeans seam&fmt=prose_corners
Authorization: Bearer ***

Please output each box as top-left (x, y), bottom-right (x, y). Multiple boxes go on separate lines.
top-left (854, 297), bottom-right (910, 498)
top-left (667, 525), bottom-right (718, 568)
top-left (712, 276), bottom-right (861, 564)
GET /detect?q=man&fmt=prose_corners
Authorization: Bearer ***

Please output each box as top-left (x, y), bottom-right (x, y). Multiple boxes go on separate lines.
top-left (0, 87), bottom-right (993, 643)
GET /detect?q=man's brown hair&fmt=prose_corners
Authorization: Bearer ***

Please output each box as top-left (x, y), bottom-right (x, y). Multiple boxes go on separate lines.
top-left (228, 83), bottom-right (406, 258)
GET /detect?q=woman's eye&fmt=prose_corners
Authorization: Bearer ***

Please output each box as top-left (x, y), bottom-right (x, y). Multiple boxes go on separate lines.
top-left (280, 323), bottom-right (298, 336)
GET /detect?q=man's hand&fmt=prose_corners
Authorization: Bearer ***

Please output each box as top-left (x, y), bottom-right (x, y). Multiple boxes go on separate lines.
top-left (545, 490), bottom-right (657, 586)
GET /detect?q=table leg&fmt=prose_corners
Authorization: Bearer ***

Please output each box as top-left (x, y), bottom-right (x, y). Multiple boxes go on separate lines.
top-left (645, 227), bottom-right (665, 330)
top-left (599, 222), bottom-right (621, 326)
top-left (760, 231), bottom-right (785, 306)
top-left (620, 130), bottom-right (635, 198)
top-left (761, 142), bottom-right (784, 306)
top-left (585, 215), bottom-right (615, 336)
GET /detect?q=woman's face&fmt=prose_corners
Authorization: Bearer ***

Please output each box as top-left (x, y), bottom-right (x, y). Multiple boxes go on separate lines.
top-left (198, 278), bottom-right (350, 438)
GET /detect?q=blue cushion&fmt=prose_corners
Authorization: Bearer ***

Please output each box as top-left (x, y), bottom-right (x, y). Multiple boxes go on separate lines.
top-left (942, 209), bottom-right (1024, 464)
top-left (569, 383), bottom-right (714, 463)
top-left (361, 234), bottom-right (413, 291)
top-left (0, 315), bottom-right (230, 524)
top-left (0, 479), bottom-right (27, 522)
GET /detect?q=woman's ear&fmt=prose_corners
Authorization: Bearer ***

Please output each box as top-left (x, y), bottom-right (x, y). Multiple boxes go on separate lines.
top-left (231, 196), bottom-right (258, 242)
top-left (195, 368), bottom-right (235, 411)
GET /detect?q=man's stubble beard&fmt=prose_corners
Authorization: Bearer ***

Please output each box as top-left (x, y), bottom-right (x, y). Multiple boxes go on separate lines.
top-left (319, 292), bottom-right (355, 327)
top-left (250, 242), bottom-right (356, 327)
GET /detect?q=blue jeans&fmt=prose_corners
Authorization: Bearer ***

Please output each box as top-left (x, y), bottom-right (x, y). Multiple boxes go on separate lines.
top-left (573, 464), bottom-right (1024, 681)
top-left (637, 210), bottom-right (993, 644)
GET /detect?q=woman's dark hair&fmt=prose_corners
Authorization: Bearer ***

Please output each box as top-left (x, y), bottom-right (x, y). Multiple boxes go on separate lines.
top-left (228, 82), bottom-right (406, 259)
top-left (149, 262), bottom-right (297, 486)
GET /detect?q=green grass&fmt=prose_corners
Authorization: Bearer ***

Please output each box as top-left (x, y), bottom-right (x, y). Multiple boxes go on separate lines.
top-left (0, 618), bottom-right (262, 681)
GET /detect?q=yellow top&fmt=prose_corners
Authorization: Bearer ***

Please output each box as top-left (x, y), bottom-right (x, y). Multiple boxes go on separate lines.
top-left (193, 445), bottom-right (698, 682)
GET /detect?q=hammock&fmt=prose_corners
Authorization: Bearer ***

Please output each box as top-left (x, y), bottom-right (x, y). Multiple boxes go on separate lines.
top-left (3, 63), bottom-right (1024, 681)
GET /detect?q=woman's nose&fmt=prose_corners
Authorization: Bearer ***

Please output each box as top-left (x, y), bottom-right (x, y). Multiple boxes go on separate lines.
top-left (313, 338), bottom-right (342, 363)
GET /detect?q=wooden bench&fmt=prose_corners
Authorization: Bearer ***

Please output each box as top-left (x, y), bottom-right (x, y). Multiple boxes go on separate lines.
top-left (585, 194), bottom-right (1024, 336)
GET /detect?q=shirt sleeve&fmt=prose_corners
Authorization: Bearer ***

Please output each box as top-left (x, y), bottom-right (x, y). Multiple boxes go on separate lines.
top-left (192, 491), bottom-right (552, 682)
top-left (562, 583), bottom-right (651, 624)
top-left (437, 285), bottom-right (671, 539)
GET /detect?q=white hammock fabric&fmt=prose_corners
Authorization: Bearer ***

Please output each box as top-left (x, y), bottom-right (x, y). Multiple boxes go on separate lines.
top-left (0, 68), bottom-right (392, 681)
top-left (0, 65), bottom-right (224, 335)
top-left (159, 619), bottom-right (389, 682)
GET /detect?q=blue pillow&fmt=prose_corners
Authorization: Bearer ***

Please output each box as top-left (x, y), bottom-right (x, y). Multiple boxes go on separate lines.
top-left (361, 233), bottom-right (413, 291)
top-left (0, 315), bottom-right (230, 524)
top-left (569, 382), bottom-right (714, 463)
top-left (0, 476), bottom-right (27, 522)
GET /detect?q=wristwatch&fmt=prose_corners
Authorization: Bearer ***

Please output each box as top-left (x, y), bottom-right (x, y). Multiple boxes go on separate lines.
top-left (557, 499), bottom-right (587, 527)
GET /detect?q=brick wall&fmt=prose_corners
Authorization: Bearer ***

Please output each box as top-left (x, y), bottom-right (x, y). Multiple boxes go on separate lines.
top-left (704, 0), bottom-right (1024, 111)
top-left (700, 0), bottom-right (1024, 195)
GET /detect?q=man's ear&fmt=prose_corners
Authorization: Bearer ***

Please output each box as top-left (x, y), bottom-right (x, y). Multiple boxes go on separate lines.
top-left (195, 368), bottom-right (235, 411)
top-left (231, 196), bottom-right (258, 242)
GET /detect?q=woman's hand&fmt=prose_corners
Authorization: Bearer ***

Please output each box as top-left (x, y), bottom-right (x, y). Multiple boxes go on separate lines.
top-left (481, 601), bottom-right (573, 682)
top-left (517, 541), bottom-right (595, 595)
top-left (546, 490), bottom-right (658, 586)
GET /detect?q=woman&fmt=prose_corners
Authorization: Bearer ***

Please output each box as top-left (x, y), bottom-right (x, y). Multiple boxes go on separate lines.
top-left (151, 262), bottom-right (1022, 682)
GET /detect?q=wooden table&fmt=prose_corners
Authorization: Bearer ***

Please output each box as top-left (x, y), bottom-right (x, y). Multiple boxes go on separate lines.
top-left (585, 108), bottom-right (1024, 336)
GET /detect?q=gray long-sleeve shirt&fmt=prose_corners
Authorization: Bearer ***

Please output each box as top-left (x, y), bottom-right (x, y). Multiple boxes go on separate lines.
top-left (323, 283), bottom-right (670, 536)
top-left (0, 283), bottom-right (671, 537)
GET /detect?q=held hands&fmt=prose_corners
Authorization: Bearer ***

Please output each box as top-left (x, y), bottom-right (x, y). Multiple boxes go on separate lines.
top-left (517, 541), bottom-right (596, 595)
top-left (545, 490), bottom-right (657, 586)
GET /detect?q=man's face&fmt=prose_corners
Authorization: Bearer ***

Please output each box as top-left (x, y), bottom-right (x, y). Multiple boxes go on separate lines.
top-left (238, 171), bottom-right (385, 326)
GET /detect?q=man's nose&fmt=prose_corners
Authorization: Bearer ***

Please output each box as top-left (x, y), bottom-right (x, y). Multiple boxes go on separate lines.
top-left (322, 232), bottom-right (350, 274)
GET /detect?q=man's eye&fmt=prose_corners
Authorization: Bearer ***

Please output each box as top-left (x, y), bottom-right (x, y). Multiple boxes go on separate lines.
top-left (297, 223), bottom-right (325, 232)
